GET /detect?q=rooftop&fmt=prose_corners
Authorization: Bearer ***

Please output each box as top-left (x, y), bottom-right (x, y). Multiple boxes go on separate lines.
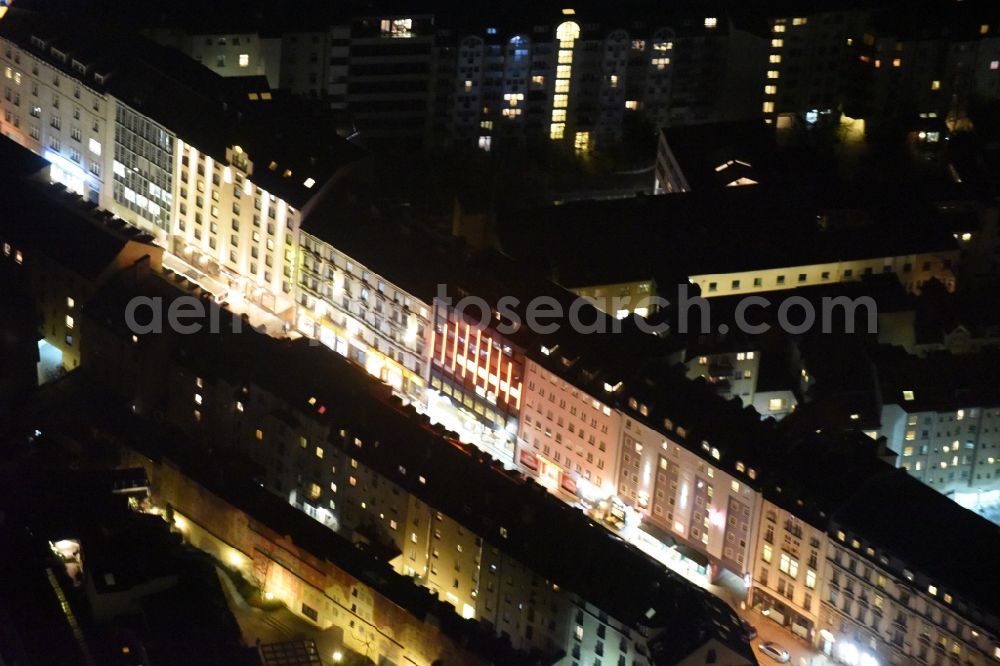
top-left (500, 186), bottom-right (958, 291)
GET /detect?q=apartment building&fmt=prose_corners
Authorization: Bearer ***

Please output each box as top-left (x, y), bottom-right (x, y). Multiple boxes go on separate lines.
top-left (820, 471), bottom-right (1000, 666)
top-left (143, 6), bottom-right (766, 150)
top-left (0, 10), bottom-right (365, 320)
top-left (75, 275), bottom-right (756, 666)
top-left (429, 282), bottom-right (529, 463)
top-left (685, 348), bottom-right (761, 408)
top-left (761, 10), bottom-right (873, 125)
top-left (749, 500), bottom-right (827, 644)
top-left (872, 345), bottom-right (1000, 506)
top-left (511, 327), bottom-right (773, 585)
top-left (295, 225), bottom-right (434, 403)
top-left (518, 354), bottom-right (623, 500)
top-left (0, 25), bottom-right (113, 207)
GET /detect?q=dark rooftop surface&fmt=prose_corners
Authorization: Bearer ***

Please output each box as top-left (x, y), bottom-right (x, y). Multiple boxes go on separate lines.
top-left (833, 466), bottom-right (1000, 619)
top-left (500, 186), bottom-right (958, 291)
top-left (0, 141), bottom-right (158, 280)
top-left (871, 344), bottom-right (1000, 412)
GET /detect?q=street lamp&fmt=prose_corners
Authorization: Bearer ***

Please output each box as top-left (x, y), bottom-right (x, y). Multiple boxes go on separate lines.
top-left (332, 650), bottom-right (343, 663)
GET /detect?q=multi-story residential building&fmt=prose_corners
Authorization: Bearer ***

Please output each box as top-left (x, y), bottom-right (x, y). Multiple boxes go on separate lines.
top-left (821, 470), bottom-right (1000, 666)
top-left (144, 6), bottom-right (767, 150)
top-left (502, 186), bottom-right (962, 306)
top-left (29, 378), bottom-right (539, 666)
top-left (0, 10), bottom-right (366, 320)
top-left (294, 220), bottom-right (439, 403)
top-left (761, 10), bottom-right (874, 126)
top-left (749, 500), bottom-right (827, 644)
top-left (685, 347), bottom-right (761, 408)
top-left (76, 274), bottom-right (757, 666)
top-left (518, 353), bottom-right (624, 500)
top-left (429, 282), bottom-right (527, 463)
top-left (872, 345), bottom-right (1000, 507)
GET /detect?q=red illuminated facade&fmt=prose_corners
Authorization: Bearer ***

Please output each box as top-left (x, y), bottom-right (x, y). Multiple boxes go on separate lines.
top-left (429, 302), bottom-right (524, 433)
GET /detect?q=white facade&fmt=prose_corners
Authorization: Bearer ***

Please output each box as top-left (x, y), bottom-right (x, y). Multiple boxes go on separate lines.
top-left (295, 231), bottom-right (432, 403)
top-left (516, 357), bottom-right (622, 499)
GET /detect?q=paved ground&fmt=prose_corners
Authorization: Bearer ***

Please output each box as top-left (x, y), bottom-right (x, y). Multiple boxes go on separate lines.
top-left (215, 567), bottom-right (368, 664)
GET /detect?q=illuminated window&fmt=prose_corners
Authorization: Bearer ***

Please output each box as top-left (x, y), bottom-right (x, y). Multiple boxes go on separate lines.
top-left (556, 65), bottom-right (572, 79)
top-left (303, 177), bottom-right (315, 189)
top-left (65, 315), bottom-right (74, 330)
top-left (255, 428), bottom-right (263, 440)
top-left (239, 54), bottom-right (249, 68)
top-left (893, 58), bottom-right (901, 67)
top-left (931, 80), bottom-right (941, 90)
top-left (631, 39), bottom-right (645, 51)
top-left (943, 593), bottom-right (952, 604)
top-left (531, 75), bottom-right (544, 86)
top-left (763, 543), bottom-right (773, 563)
top-left (928, 584), bottom-right (937, 596)
top-left (902, 390), bottom-right (914, 401)
top-left (551, 109), bottom-right (566, 122)
top-left (609, 74), bottom-right (618, 88)
top-left (558, 50), bottom-right (573, 64)
top-left (651, 57), bottom-right (670, 70)
top-left (767, 70), bottom-right (779, 79)
top-left (315, 447), bottom-right (324, 459)
top-left (991, 61), bottom-right (999, 70)
top-left (773, 24), bottom-right (786, 33)
top-left (381, 18), bottom-right (414, 38)
top-left (903, 446), bottom-right (913, 457)
top-left (792, 17), bottom-right (807, 26)
top-left (88, 138), bottom-right (101, 156)
top-left (764, 85), bottom-right (777, 95)
top-left (704, 17), bottom-right (717, 28)
top-left (236, 401), bottom-right (244, 412)
top-left (555, 21), bottom-right (581, 42)
top-left (625, 100), bottom-right (638, 110)
top-left (463, 80), bottom-right (473, 92)
top-left (66, 296), bottom-right (74, 308)
top-left (308, 483), bottom-right (321, 500)
top-left (981, 24), bottom-right (990, 35)
top-left (574, 131), bottom-right (590, 153)
top-left (555, 79), bottom-right (570, 93)
top-left (478, 136), bottom-right (491, 151)
top-left (771, 38), bottom-right (783, 48)
top-left (905, 430), bottom-right (916, 441)
top-left (763, 101), bottom-right (775, 113)
top-left (769, 54), bottom-right (781, 63)
top-left (552, 94), bottom-right (568, 108)
top-left (806, 569), bottom-right (816, 588)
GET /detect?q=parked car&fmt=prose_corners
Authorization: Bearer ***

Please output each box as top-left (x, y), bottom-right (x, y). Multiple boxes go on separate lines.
top-left (758, 642), bottom-right (790, 663)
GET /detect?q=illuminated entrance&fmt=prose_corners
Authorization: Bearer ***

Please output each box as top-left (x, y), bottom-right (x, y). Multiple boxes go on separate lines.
top-left (537, 456), bottom-right (562, 491)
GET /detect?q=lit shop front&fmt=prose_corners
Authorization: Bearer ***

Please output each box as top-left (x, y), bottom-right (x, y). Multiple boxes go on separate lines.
top-left (751, 586), bottom-right (814, 642)
top-left (296, 306), bottom-right (423, 399)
